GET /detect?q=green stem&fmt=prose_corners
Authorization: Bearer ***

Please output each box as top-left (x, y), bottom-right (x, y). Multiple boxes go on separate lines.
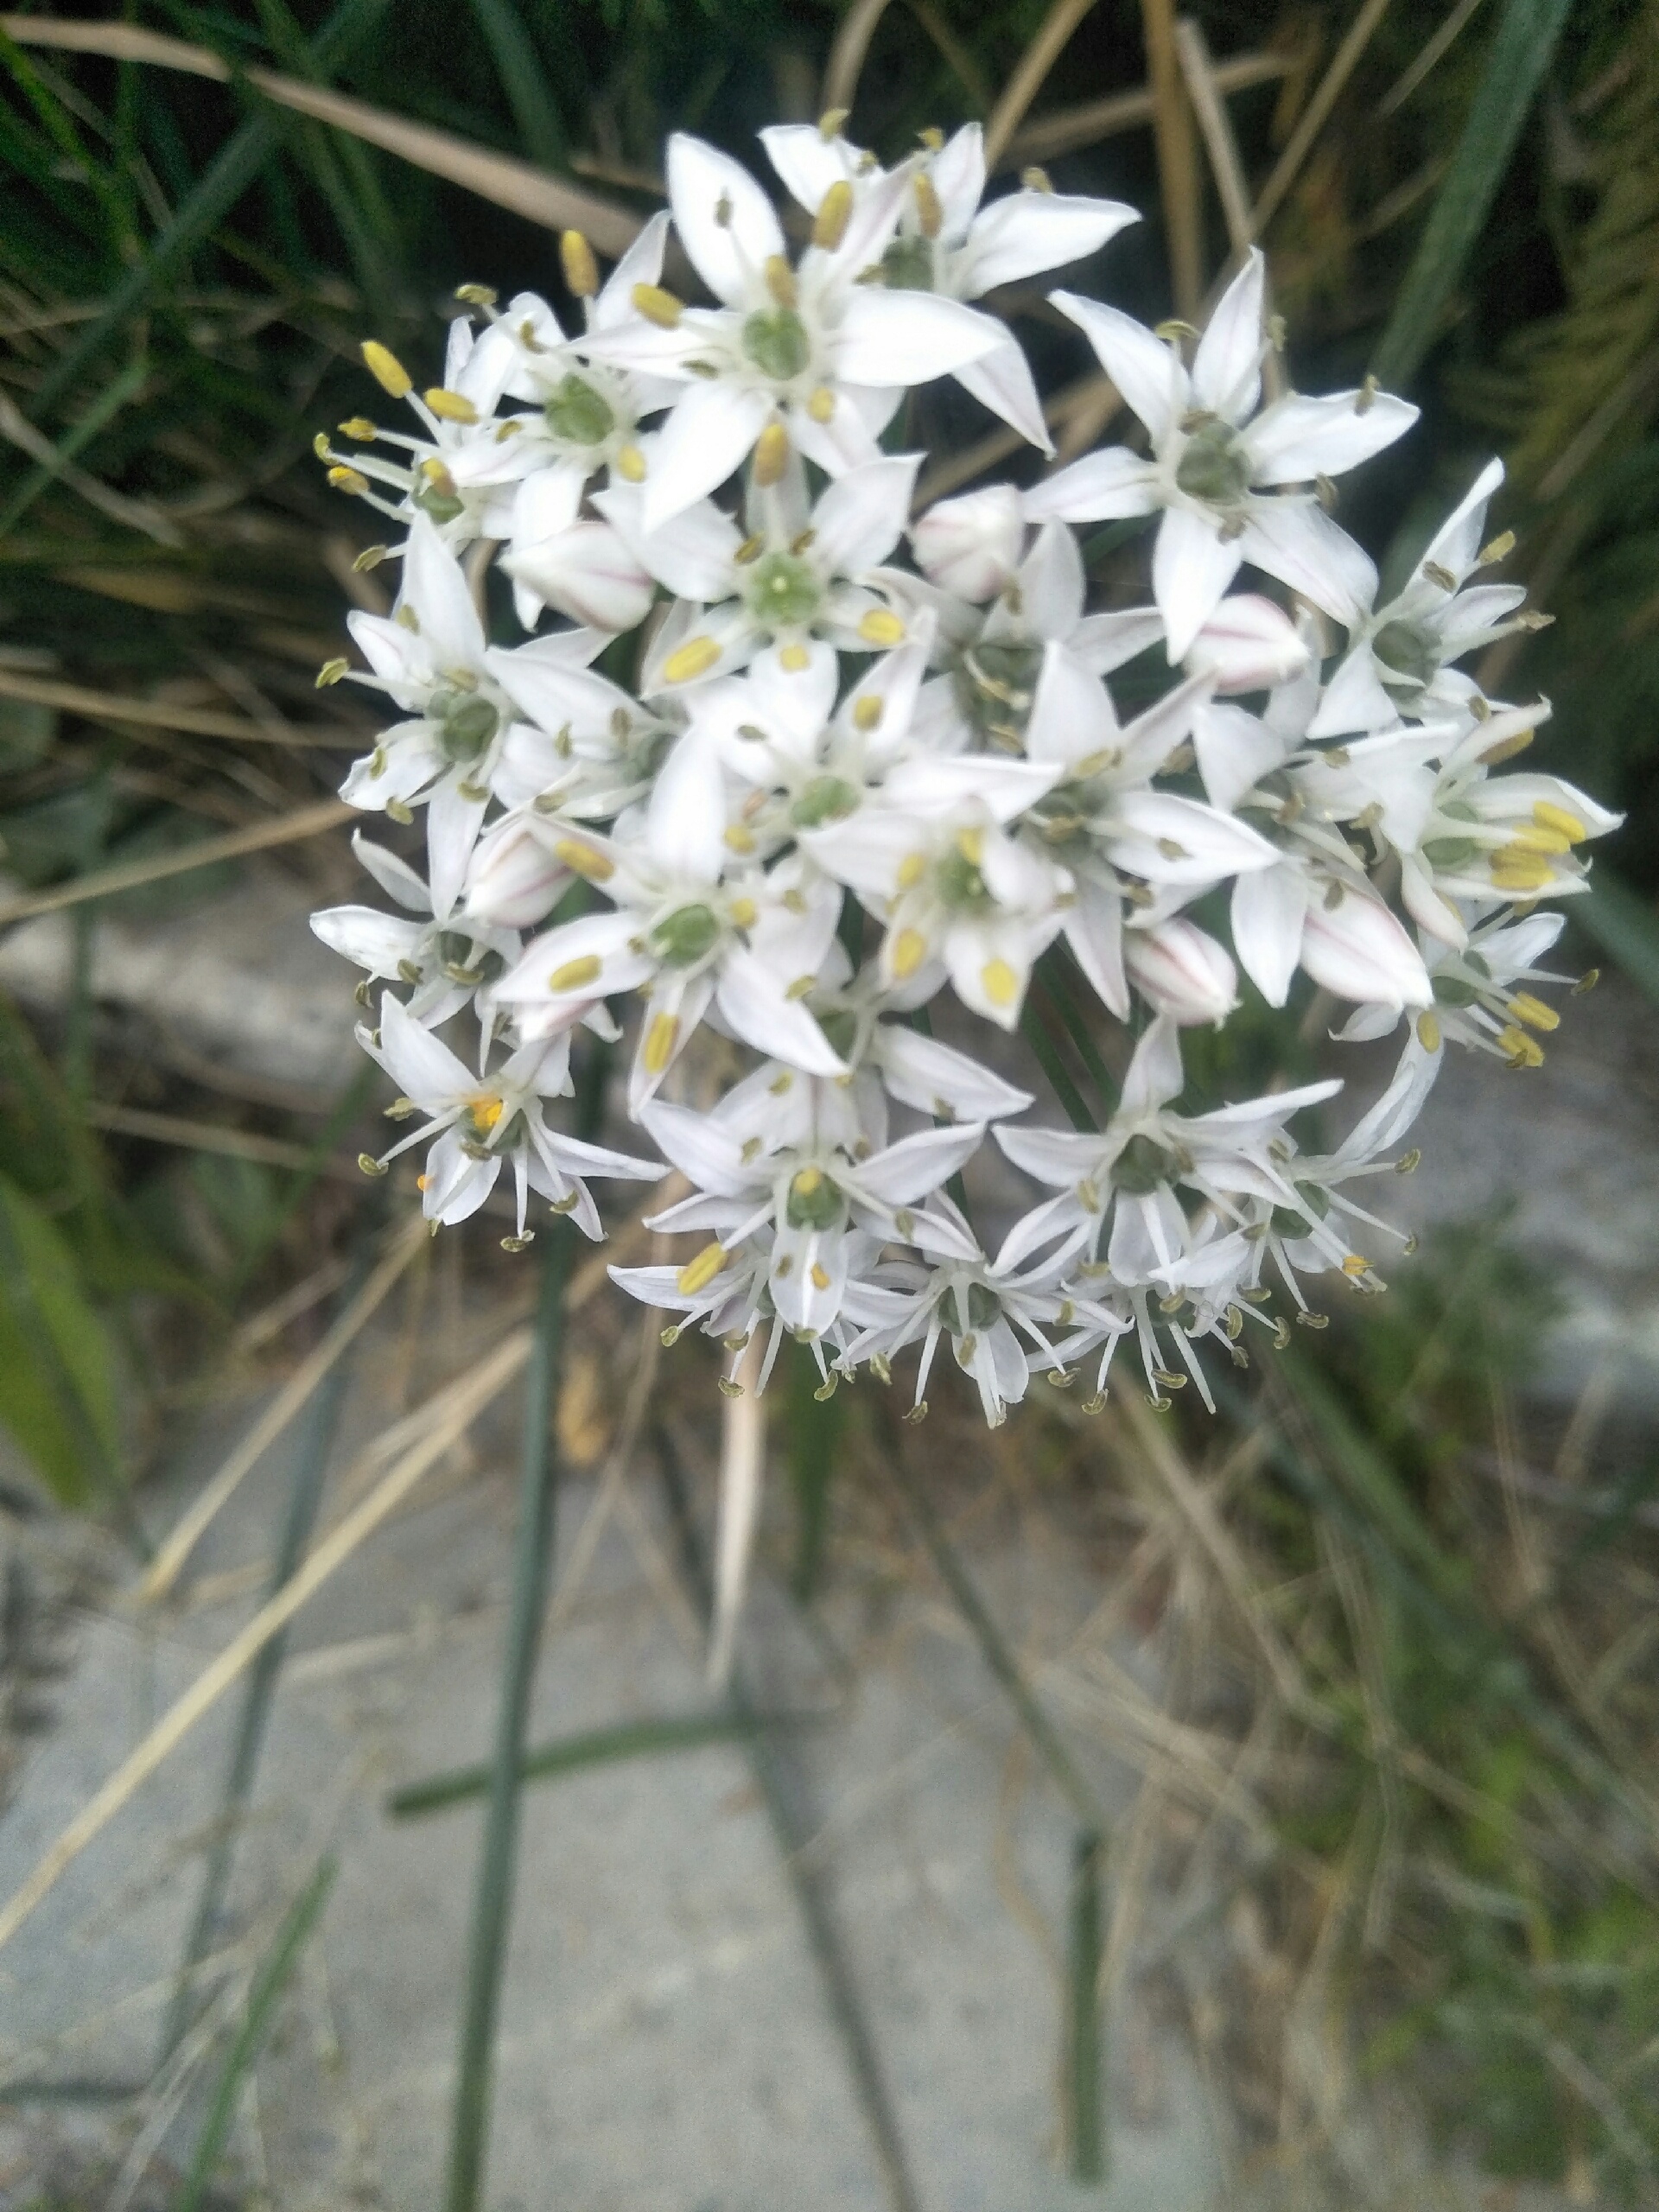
top-left (387, 1711), bottom-right (803, 1819)
top-left (443, 1222), bottom-right (570, 2212)
top-left (1065, 1827), bottom-right (1106, 2182)
top-left (1019, 1001), bottom-right (1099, 1135)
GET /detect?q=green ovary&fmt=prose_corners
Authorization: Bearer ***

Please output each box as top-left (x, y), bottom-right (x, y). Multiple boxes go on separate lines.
top-left (650, 902), bottom-right (721, 965)
top-left (741, 308), bottom-right (810, 384)
top-left (790, 775), bottom-right (860, 830)
top-left (1174, 418), bottom-right (1251, 505)
top-left (543, 372), bottom-right (616, 448)
top-left (1112, 1133), bottom-right (1178, 1195)
top-left (432, 691), bottom-right (499, 761)
top-left (880, 236), bottom-right (935, 291)
top-left (747, 552), bottom-right (822, 631)
top-left (1372, 619), bottom-right (1437, 690)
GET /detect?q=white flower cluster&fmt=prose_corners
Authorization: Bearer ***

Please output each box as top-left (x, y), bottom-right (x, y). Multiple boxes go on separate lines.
top-left (310, 118), bottom-right (1618, 1426)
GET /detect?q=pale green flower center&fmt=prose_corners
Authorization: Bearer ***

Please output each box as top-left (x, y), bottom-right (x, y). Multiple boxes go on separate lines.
top-left (790, 774), bottom-right (860, 830)
top-left (1113, 1133), bottom-right (1178, 1195)
top-left (880, 236), bottom-right (936, 291)
top-left (651, 902), bottom-right (721, 965)
top-left (1372, 617), bottom-right (1437, 690)
top-left (431, 690), bottom-right (499, 761)
top-left (746, 551), bottom-right (822, 630)
top-left (1175, 417), bottom-right (1251, 506)
top-left (742, 308), bottom-right (810, 384)
top-left (543, 372), bottom-right (616, 448)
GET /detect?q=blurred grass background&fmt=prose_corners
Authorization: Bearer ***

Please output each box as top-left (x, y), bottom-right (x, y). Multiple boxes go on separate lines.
top-left (3, 0), bottom-right (1659, 2198)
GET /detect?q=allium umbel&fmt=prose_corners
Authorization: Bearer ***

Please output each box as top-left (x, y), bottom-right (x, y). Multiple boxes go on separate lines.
top-left (311, 114), bottom-right (1618, 1427)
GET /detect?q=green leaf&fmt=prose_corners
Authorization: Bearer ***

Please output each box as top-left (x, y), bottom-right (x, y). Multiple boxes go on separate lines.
top-left (173, 1856), bottom-right (337, 2212)
top-left (0, 1173), bottom-right (122, 1506)
top-left (1371, 0), bottom-right (1576, 390)
top-left (1574, 867), bottom-right (1659, 1006)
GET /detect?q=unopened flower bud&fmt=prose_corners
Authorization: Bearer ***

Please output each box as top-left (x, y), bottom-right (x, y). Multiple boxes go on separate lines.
top-left (1300, 881), bottom-right (1432, 1008)
top-left (503, 521), bottom-right (653, 633)
top-left (1124, 920), bottom-right (1237, 1026)
top-left (1184, 594), bottom-right (1310, 693)
top-left (462, 817), bottom-right (569, 928)
top-left (911, 485), bottom-right (1025, 602)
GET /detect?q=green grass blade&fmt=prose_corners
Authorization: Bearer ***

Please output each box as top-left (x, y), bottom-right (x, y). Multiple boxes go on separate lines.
top-left (1019, 1001), bottom-right (1100, 1135)
top-left (386, 1712), bottom-right (798, 1818)
top-left (0, 357), bottom-right (148, 538)
top-left (1371, 0), bottom-right (1575, 389)
top-left (1573, 868), bottom-right (1659, 1006)
top-left (171, 1855), bottom-right (337, 2212)
top-left (444, 1217), bottom-right (570, 2212)
top-left (1065, 1827), bottom-right (1106, 2183)
top-left (465, 0), bottom-right (566, 169)
top-left (25, 0), bottom-right (387, 423)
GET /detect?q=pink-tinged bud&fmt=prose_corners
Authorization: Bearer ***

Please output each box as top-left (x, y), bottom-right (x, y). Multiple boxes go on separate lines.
top-left (911, 485), bottom-right (1025, 602)
top-left (503, 520), bottom-right (652, 633)
top-left (1184, 595), bottom-right (1309, 693)
top-left (462, 817), bottom-right (569, 928)
top-left (1125, 919), bottom-right (1237, 1026)
top-left (1300, 881), bottom-right (1432, 1008)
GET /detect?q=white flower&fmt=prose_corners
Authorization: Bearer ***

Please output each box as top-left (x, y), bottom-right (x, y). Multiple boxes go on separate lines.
top-left (911, 483), bottom-right (1027, 602)
top-left (363, 995), bottom-right (661, 1238)
top-left (762, 120), bottom-right (1136, 449)
top-left (597, 450), bottom-right (918, 692)
top-left (1336, 907), bottom-right (1587, 1070)
top-left (1310, 459), bottom-right (1537, 735)
top-left (579, 133), bottom-right (1008, 526)
top-left (838, 1210), bottom-right (1117, 1426)
top-left (311, 833), bottom-right (520, 1027)
top-left (638, 1060), bottom-right (985, 1338)
top-left (490, 730), bottom-right (845, 1107)
top-left (339, 517), bottom-right (608, 913)
top-left (1122, 918), bottom-right (1239, 1026)
top-left (1182, 593), bottom-right (1310, 693)
top-left (996, 1014), bottom-right (1341, 1277)
top-left (1025, 250), bottom-right (1418, 657)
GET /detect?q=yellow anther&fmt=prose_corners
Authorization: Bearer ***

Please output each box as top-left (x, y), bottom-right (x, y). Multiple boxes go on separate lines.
top-left (891, 927), bottom-right (927, 979)
top-left (1020, 165), bottom-right (1054, 193)
top-left (662, 636), bottom-right (722, 684)
top-left (315, 657), bottom-right (348, 688)
top-left (419, 457), bottom-right (458, 493)
top-left (1497, 1025), bottom-right (1545, 1068)
top-left (1507, 992), bottom-right (1560, 1032)
top-left (353, 543), bottom-right (389, 574)
top-left (614, 443), bottom-right (646, 482)
top-left (416, 1173), bottom-right (430, 1192)
top-left (644, 1012), bottom-right (680, 1075)
top-left (981, 957), bottom-right (1018, 1007)
top-left (454, 283), bottom-right (498, 308)
top-left (1479, 727), bottom-right (1534, 765)
top-left (1505, 823), bottom-right (1573, 854)
top-left (918, 125), bottom-right (944, 151)
top-left (1341, 1254), bottom-right (1370, 1278)
top-left (853, 694), bottom-right (883, 732)
top-left (858, 607), bottom-right (906, 647)
top-left (753, 421), bottom-right (791, 486)
top-left (468, 1094), bottom-right (505, 1133)
top-left (763, 254), bottom-right (798, 308)
top-left (810, 1262), bottom-right (832, 1291)
top-left (1489, 846), bottom-right (1553, 891)
top-left (337, 416), bottom-right (377, 441)
top-left (677, 1242), bottom-right (728, 1296)
top-left (734, 533), bottom-right (765, 565)
top-left (812, 180), bottom-right (854, 251)
top-left (1421, 559), bottom-right (1457, 591)
top-left (807, 385), bottom-right (836, 423)
top-left (1416, 1010), bottom-right (1442, 1052)
top-left (728, 895), bottom-right (758, 927)
top-left (631, 283), bottom-right (683, 327)
top-left (956, 825), bottom-right (984, 865)
top-left (553, 838), bottom-right (615, 883)
top-left (423, 387), bottom-right (479, 423)
top-left (1478, 529), bottom-right (1516, 566)
top-left (560, 229), bottom-right (600, 300)
top-left (793, 1166), bottom-right (824, 1198)
top-left (913, 172), bottom-right (944, 238)
top-left (360, 340), bottom-right (411, 397)
top-left (896, 850), bottom-right (926, 889)
top-left (779, 642), bottom-right (810, 671)
top-left (1532, 800), bottom-right (1586, 843)
top-left (1573, 968), bottom-right (1600, 995)
top-left (327, 466), bottom-right (369, 495)
top-left (818, 106), bottom-right (850, 138)
top-left (548, 955), bottom-right (602, 991)
top-left (724, 827), bottom-right (756, 857)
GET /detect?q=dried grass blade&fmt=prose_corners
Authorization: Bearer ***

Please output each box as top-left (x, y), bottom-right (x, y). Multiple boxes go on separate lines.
top-left (1249, 0), bottom-right (1393, 239)
top-left (1003, 51), bottom-right (1292, 169)
top-left (141, 1215), bottom-right (426, 1603)
top-left (985, 0), bottom-right (1100, 171)
top-left (1139, 0), bottom-right (1202, 316)
top-left (0, 797), bottom-right (353, 929)
top-left (0, 1326), bottom-right (532, 1955)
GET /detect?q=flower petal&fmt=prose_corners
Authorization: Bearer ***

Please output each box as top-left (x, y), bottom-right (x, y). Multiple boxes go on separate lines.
top-left (830, 289), bottom-right (1007, 385)
top-left (959, 190), bottom-right (1138, 296)
top-left (1023, 446), bottom-right (1159, 524)
top-left (1153, 507), bottom-right (1243, 661)
top-left (949, 336), bottom-right (1052, 452)
top-left (810, 454), bottom-right (919, 575)
top-left (643, 380), bottom-right (774, 531)
top-left (1230, 863), bottom-right (1306, 1007)
top-left (666, 132), bottom-right (785, 307)
top-left (1243, 390), bottom-right (1419, 485)
top-left (1237, 501), bottom-right (1376, 626)
top-left (1048, 291), bottom-right (1185, 443)
top-left (1190, 248), bottom-right (1264, 422)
